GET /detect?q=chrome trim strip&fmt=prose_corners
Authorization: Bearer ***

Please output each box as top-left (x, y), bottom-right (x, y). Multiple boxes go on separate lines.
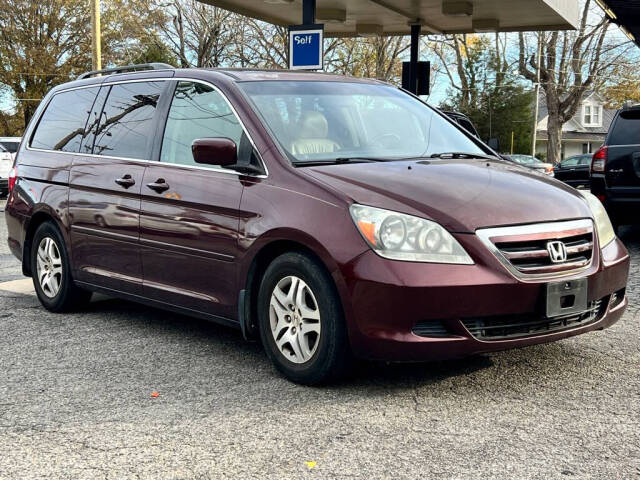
top-left (517, 258), bottom-right (590, 274)
top-left (24, 77), bottom-right (269, 179)
top-left (476, 219), bottom-right (595, 282)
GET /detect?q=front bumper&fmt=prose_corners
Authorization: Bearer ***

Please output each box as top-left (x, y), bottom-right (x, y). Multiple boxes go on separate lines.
top-left (341, 234), bottom-right (630, 361)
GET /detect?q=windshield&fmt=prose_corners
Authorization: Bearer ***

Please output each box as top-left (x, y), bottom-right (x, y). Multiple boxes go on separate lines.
top-left (239, 81), bottom-right (486, 163)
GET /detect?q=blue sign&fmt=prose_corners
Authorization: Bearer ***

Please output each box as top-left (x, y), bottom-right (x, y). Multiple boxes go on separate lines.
top-left (289, 25), bottom-right (323, 70)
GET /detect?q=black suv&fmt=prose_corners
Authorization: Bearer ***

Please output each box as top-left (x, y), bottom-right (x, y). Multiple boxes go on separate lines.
top-left (591, 104), bottom-right (640, 228)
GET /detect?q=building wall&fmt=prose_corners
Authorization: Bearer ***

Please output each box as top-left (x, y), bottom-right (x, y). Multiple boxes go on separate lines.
top-left (536, 139), bottom-right (601, 162)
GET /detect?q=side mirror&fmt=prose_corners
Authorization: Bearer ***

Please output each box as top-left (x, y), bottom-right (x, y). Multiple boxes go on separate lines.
top-left (487, 138), bottom-right (500, 152)
top-left (191, 137), bottom-right (237, 167)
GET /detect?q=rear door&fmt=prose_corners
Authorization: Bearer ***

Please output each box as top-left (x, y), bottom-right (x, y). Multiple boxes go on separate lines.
top-left (605, 109), bottom-right (640, 194)
top-left (139, 80), bottom-right (252, 319)
top-left (69, 80), bottom-right (170, 294)
top-left (555, 156), bottom-right (580, 182)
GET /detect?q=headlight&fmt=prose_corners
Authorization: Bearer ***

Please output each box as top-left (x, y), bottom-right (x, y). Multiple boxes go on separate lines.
top-left (349, 204), bottom-right (474, 264)
top-left (579, 191), bottom-right (615, 248)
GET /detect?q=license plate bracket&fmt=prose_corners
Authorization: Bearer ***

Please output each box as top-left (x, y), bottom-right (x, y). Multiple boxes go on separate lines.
top-left (546, 278), bottom-right (588, 318)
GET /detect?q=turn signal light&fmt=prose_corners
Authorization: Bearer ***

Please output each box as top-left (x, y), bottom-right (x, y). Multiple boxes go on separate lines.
top-left (8, 166), bottom-right (17, 192)
top-left (591, 146), bottom-right (607, 173)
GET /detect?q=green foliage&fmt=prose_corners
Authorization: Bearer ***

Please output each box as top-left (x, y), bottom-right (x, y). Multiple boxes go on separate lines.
top-left (438, 34), bottom-right (534, 154)
top-left (131, 42), bottom-right (178, 67)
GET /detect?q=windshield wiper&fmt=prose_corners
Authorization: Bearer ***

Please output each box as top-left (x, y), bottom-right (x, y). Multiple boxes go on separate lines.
top-left (292, 157), bottom-right (396, 167)
top-left (429, 152), bottom-right (497, 160)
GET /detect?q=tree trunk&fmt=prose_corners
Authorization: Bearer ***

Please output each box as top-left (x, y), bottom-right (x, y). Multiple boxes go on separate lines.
top-left (546, 115), bottom-right (563, 164)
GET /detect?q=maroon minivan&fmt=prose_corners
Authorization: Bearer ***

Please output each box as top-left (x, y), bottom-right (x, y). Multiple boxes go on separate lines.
top-left (5, 65), bottom-right (630, 384)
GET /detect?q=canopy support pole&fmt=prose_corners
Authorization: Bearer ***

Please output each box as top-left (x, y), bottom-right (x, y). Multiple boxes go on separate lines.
top-left (409, 24), bottom-right (421, 94)
top-left (303, 0), bottom-right (316, 25)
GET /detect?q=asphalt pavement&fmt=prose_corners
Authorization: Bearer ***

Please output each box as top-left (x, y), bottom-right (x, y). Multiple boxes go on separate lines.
top-left (0, 200), bottom-right (638, 479)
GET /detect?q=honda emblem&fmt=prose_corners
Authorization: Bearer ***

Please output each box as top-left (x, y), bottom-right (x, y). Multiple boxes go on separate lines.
top-left (547, 241), bottom-right (568, 263)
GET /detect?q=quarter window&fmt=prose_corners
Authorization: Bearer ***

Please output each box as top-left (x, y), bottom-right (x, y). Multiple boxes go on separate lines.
top-left (30, 87), bottom-right (98, 153)
top-left (93, 82), bottom-right (164, 159)
top-left (160, 82), bottom-right (244, 168)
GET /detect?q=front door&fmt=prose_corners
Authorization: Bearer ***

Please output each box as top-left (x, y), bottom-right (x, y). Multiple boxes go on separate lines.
top-left (70, 80), bottom-right (168, 294)
top-left (139, 81), bottom-right (249, 319)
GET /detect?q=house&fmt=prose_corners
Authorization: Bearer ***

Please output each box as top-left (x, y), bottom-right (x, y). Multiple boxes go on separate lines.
top-left (535, 92), bottom-right (616, 161)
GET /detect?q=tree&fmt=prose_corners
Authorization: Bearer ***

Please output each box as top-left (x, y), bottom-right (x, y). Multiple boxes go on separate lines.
top-left (0, 1), bottom-right (92, 129)
top-left (518, 0), bottom-right (635, 163)
top-left (157, 0), bottom-right (236, 68)
top-left (434, 32), bottom-right (533, 152)
top-left (602, 66), bottom-right (640, 108)
top-left (0, 0), bottom-right (164, 133)
top-left (325, 36), bottom-right (409, 82)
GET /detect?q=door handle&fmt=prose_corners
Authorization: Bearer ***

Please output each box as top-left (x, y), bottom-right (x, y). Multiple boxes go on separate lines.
top-left (147, 179), bottom-right (170, 193)
top-left (115, 175), bottom-right (136, 188)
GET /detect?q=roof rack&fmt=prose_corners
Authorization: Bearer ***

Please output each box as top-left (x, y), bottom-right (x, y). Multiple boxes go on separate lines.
top-left (77, 63), bottom-right (174, 80)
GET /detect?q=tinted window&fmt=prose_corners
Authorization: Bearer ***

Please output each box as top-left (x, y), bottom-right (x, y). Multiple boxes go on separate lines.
top-left (562, 156), bottom-right (581, 167)
top-left (578, 154), bottom-right (592, 165)
top-left (608, 110), bottom-right (640, 146)
top-left (30, 88), bottom-right (98, 152)
top-left (161, 81), bottom-right (244, 168)
top-left (458, 119), bottom-right (477, 136)
top-left (93, 82), bottom-right (164, 159)
top-left (81, 87), bottom-right (109, 154)
top-left (0, 141), bottom-right (19, 153)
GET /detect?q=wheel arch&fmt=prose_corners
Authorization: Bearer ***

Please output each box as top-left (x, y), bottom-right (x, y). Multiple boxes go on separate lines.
top-left (22, 209), bottom-right (66, 277)
top-left (240, 233), bottom-right (352, 341)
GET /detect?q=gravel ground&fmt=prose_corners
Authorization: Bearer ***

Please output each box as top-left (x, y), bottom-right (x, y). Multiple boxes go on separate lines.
top-left (0, 200), bottom-right (638, 479)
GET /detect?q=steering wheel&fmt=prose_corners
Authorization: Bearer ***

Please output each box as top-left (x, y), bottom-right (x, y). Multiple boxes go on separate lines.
top-left (370, 133), bottom-right (402, 149)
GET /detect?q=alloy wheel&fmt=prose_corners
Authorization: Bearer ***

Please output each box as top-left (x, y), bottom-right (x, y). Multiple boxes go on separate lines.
top-left (269, 275), bottom-right (321, 364)
top-left (36, 237), bottom-right (63, 298)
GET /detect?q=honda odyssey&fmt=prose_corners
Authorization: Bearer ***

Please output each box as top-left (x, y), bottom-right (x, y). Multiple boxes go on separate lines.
top-left (5, 65), bottom-right (630, 384)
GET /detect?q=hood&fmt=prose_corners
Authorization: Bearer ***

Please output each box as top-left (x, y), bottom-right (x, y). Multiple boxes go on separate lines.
top-left (303, 158), bottom-right (592, 233)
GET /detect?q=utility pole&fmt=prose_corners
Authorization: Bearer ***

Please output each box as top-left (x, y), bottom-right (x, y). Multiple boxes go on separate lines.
top-left (531, 33), bottom-right (543, 157)
top-left (91, 0), bottom-right (102, 71)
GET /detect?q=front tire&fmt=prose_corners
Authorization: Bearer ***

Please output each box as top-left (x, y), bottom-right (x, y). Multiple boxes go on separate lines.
top-left (30, 222), bottom-right (92, 312)
top-left (258, 252), bottom-right (350, 385)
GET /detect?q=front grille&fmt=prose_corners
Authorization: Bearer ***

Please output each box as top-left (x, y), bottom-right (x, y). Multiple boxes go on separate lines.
top-left (477, 219), bottom-right (595, 278)
top-left (461, 298), bottom-right (607, 341)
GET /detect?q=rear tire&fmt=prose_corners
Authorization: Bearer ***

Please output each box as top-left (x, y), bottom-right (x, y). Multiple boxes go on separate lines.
top-left (30, 222), bottom-right (92, 312)
top-left (257, 252), bottom-right (350, 385)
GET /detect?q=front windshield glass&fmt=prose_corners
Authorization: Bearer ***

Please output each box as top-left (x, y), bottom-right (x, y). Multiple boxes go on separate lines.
top-left (239, 81), bottom-right (486, 163)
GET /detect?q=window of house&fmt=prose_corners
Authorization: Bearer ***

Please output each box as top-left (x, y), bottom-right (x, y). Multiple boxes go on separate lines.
top-left (584, 105), bottom-right (591, 125)
top-left (583, 104), bottom-right (602, 127)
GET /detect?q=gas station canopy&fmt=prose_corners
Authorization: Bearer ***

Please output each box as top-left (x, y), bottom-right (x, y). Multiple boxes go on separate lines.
top-left (199, 0), bottom-right (579, 36)
top-left (595, 0), bottom-right (640, 46)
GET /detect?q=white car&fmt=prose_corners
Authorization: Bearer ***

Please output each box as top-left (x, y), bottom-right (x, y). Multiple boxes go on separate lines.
top-left (0, 137), bottom-right (20, 197)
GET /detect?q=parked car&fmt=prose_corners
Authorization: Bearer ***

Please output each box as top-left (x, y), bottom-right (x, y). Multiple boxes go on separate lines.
top-left (0, 137), bottom-right (22, 159)
top-left (0, 143), bottom-right (13, 197)
top-left (441, 111), bottom-right (480, 138)
top-left (554, 154), bottom-right (592, 188)
top-left (5, 65), bottom-right (629, 384)
top-left (591, 104), bottom-right (640, 228)
top-left (505, 154), bottom-right (554, 176)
